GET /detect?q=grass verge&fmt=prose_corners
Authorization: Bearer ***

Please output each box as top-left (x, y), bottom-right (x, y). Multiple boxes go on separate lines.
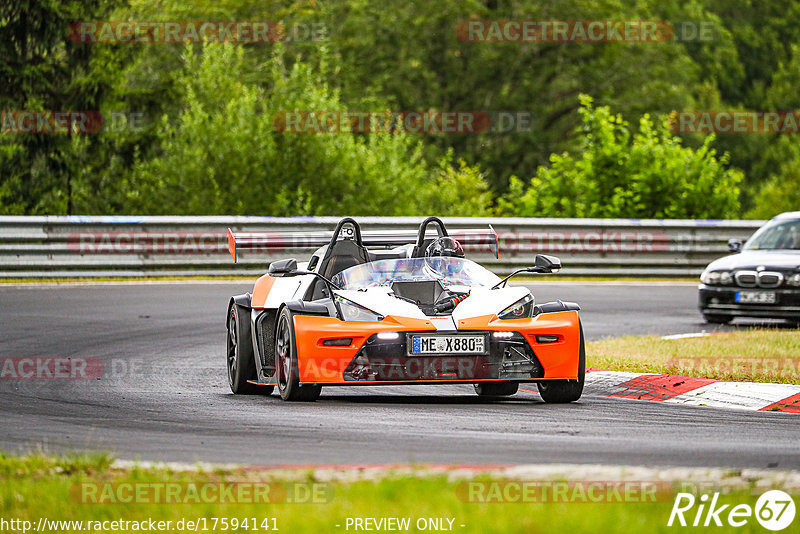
top-left (588, 329), bottom-right (800, 384)
top-left (0, 453), bottom-right (794, 533)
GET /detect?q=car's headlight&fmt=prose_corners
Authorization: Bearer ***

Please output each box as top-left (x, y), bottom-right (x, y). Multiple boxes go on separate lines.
top-left (335, 295), bottom-right (384, 322)
top-left (498, 294), bottom-right (534, 320)
top-left (787, 273), bottom-right (800, 287)
top-left (701, 271), bottom-right (732, 285)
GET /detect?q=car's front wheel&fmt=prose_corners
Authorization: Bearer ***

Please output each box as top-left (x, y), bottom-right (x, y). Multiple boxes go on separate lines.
top-left (537, 322), bottom-right (585, 403)
top-left (274, 307), bottom-right (322, 402)
top-left (227, 305), bottom-right (266, 394)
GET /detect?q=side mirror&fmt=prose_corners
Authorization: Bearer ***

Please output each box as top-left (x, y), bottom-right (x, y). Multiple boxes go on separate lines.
top-left (531, 254), bottom-right (562, 273)
top-left (728, 239), bottom-right (743, 254)
top-left (492, 254), bottom-right (563, 289)
top-left (268, 258), bottom-right (299, 277)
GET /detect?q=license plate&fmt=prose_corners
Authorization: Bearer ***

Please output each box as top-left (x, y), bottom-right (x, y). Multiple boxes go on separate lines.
top-left (410, 335), bottom-right (486, 354)
top-left (735, 291), bottom-right (777, 304)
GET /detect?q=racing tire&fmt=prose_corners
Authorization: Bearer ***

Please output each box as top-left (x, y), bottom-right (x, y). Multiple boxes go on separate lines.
top-left (227, 305), bottom-right (264, 394)
top-left (703, 314), bottom-right (732, 325)
top-left (474, 382), bottom-right (519, 397)
top-left (275, 307), bottom-right (322, 402)
top-left (537, 321), bottom-right (585, 404)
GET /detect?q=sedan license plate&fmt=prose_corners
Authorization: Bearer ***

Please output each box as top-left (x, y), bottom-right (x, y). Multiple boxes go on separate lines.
top-left (735, 291), bottom-right (777, 304)
top-left (410, 335), bottom-right (485, 355)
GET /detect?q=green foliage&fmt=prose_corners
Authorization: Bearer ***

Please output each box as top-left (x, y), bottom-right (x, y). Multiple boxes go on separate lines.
top-left (0, 451), bottom-right (787, 534)
top-left (747, 137), bottom-right (800, 219)
top-left (498, 96), bottom-right (742, 219)
top-left (319, 0), bottom-right (718, 193)
top-left (0, 0), bottom-right (125, 215)
top-left (0, 451), bottom-right (112, 477)
top-left (741, 45), bottom-right (800, 218)
top-left (122, 44), bottom-right (490, 216)
top-left (3, 0), bottom-right (800, 218)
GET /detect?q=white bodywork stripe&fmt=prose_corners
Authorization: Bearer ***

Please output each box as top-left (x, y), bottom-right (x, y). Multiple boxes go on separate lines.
top-left (428, 316), bottom-right (457, 331)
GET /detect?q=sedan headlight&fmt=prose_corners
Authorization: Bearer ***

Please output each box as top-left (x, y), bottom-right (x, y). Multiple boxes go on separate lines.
top-left (701, 271), bottom-right (732, 285)
top-left (498, 294), bottom-right (534, 320)
top-left (335, 295), bottom-right (384, 322)
top-left (787, 273), bottom-right (800, 287)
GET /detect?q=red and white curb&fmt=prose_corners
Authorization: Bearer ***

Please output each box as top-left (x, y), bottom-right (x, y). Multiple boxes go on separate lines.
top-left (584, 370), bottom-right (800, 413)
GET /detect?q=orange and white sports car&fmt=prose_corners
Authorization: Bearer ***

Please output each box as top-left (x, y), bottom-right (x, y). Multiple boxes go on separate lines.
top-left (226, 217), bottom-right (584, 402)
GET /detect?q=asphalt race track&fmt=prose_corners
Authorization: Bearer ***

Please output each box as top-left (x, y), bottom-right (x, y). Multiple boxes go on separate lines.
top-left (0, 281), bottom-right (798, 468)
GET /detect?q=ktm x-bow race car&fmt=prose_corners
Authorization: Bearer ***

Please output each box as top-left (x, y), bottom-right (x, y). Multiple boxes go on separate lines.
top-left (226, 217), bottom-right (584, 402)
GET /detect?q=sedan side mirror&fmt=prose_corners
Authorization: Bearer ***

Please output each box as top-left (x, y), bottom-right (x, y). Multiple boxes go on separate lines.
top-left (728, 239), bottom-right (743, 254)
top-left (532, 254), bottom-right (562, 273)
top-left (268, 258), bottom-right (299, 277)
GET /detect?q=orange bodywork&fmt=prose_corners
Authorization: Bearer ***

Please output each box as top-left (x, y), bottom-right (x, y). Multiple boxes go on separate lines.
top-left (292, 315), bottom-right (435, 383)
top-left (457, 311), bottom-right (580, 380)
top-left (251, 274), bottom-right (276, 309)
top-left (227, 228), bottom-right (237, 262)
top-left (292, 310), bottom-right (580, 384)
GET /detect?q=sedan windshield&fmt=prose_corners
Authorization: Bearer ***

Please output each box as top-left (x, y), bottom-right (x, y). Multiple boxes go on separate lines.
top-left (331, 257), bottom-right (501, 290)
top-left (745, 219), bottom-right (800, 250)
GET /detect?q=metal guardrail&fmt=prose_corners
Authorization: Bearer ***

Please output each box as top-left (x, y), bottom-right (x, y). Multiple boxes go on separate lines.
top-left (0, 216), bottom-right (765, 278)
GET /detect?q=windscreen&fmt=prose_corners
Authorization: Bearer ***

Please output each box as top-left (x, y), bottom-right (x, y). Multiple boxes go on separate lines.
top-left (331, 257), bottom-right (500, 290)
top-left (744, 219), bottom-right (800, 250)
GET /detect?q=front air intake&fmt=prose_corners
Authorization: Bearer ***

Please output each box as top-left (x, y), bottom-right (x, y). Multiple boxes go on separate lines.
top-left (735, 271), bottom-right (757, 287)
top-left (758, 272), bottom-right (783, 288)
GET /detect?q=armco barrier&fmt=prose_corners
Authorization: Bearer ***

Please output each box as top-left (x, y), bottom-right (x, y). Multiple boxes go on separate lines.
top-left (0, 216), bottom-right (764, 278)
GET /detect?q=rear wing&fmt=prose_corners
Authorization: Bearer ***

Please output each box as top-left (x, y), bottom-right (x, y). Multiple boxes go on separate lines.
top-left (227, 226), bottom-right (499, 262)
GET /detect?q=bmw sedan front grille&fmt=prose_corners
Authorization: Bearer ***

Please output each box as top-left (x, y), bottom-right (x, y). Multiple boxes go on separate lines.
top-left (735, 271), bottom-right (757, 287)
top-left (733, 270), bottom-right (784, 288)
top-left (758, 271), bottom-right (783, 288)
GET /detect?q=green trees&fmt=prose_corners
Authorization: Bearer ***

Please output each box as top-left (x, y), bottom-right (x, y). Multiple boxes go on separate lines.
top-left (745, 44), bottom-right (800, 219)
top-left (498, 96), bottom-right (741, 218)
top-left (748, 138), bottom-right (800, 219)
top-left (121, 44), bottom-right (490, 216)
top-left (1, 0), bottom-right (799, 219)
top-left (0, 0), bottom-right (123, 214)
top-left (319, 0), bottom-right (717, 193)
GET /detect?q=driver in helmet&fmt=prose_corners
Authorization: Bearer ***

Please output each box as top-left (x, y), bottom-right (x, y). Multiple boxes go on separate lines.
top-left (424, 236), bottom-right (466, 280)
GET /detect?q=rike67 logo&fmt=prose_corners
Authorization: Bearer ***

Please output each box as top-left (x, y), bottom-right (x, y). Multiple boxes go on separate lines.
top-left (668, 490), bottom-right (795, 531)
